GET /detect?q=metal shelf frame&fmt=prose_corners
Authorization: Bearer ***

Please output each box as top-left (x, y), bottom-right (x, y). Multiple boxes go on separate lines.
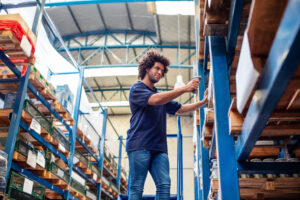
top-left (194, 0), bottom-right (300, 199)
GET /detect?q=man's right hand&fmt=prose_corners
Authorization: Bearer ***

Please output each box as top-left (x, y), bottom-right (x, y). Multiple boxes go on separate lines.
top-left (184, 79), bottom-right (200, 92)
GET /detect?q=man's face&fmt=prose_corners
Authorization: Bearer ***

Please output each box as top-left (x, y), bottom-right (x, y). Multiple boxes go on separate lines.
top-left (146, 62), bottom-right (165, 84)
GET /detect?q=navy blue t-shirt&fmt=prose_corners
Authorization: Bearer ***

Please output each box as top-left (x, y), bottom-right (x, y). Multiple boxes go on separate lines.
top-left (126, 81), bottom-right (181, 153)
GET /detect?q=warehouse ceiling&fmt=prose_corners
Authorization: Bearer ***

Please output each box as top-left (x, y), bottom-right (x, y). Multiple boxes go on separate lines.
top-left (45, 2), bottom-right (197, 115)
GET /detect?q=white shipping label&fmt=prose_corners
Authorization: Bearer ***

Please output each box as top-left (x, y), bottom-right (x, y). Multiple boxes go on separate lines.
top-left (20, 35), bottom-right (32, 57)
top-left (57, 168), bottom-right (64, 178)
top-left (93, 173), bottom-right (97, 181)
top-left (23, 178), bottom-right (34, 194)
top-left (73, 156), bottom-right (79, 164)
top-left (27, 150), bottom-right (37, 168)
top-left (36, 151), bottom-right (45, 168)
top-left (58, 143), bottom-right (66, 153)
top-left (30, 118), bottom-right (41, 135)
top-left (50, 153), bottom-right (55, 163)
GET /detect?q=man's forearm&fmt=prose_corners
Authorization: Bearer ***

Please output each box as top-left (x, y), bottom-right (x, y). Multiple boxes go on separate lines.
top-left (148, 87), bottom-right (186, 105)
top-left (176, 100), bottom-right (207, 114)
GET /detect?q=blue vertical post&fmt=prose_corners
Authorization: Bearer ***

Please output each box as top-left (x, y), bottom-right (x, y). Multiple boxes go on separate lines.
top-left (32, 0), bottom-right (46, 35)
top-left (177, 116), bottom-right (183, 200)
top-left (198, 62), bottom-right (210, 200)
top-left (3, 0), bottom-right (46, 184)
top-left (117, 136), bottom-right (123, 194)
top-left (64, 66), bottom-right (84, 200)
top-left (97, 108), bottom-right (108, 200)
top-left (4, 64), bottom-right (31, 182)
top-left (209, 36), bottom-right (239, 200)
top-left (195, 124), bottom-right (202, 200)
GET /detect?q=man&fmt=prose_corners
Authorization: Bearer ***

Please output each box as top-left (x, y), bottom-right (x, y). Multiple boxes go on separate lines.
top-left (126, 50), bottom-right (207, 200)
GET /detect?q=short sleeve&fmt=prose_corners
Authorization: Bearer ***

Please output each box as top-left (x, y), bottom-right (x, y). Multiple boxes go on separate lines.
top-left (166, 100), bottom-right (181, 115)
top-left (129, 84), bottom-right (155, 108)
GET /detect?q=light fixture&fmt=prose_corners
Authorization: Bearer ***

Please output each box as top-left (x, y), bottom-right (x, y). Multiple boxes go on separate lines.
top-left (174, 74), bottom-right (185, 89)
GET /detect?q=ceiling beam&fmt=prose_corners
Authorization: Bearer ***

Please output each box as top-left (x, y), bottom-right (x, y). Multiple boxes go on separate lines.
top-left (125, 3), bottom-right (137, 58)
top-left (45, 0), bottom-right (193, 7)
top-left (154, 15), bottom-right (162, 45)
top-left (96, 4), bottom-right (107, 30)
top-left (57, 45), bottom-right (195, 51)
top-left (92, 78), bottom-right (115, 114)
top-left (61, 30), bottom-right (156, 40)
top-left (84, 64), bottom-right (193, 69)
top-left (115, 77), bottom-right (128, 101)
top-left (67, 6), bottom-right (82, 33)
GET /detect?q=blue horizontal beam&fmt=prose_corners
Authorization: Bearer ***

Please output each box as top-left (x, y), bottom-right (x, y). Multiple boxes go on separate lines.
top-left (11, 162), bottom-right (64, 196)
top-left (101, 186), bottom-right (114, 199)
top-left (103, 165), bottom-right (117, 180)
top-left (19, 120), bottom-right (69, 165)
top-left (57, 45), bottom-right (195, 52)
top-left (238, 161), bottom-right (300, 174)
top-left (61, 30), bottom-right (156, 40)
top-left (236, 0), bottom-right (300, 161)
top-left (83, 64), bottom-right (193, 69)
top-left (167, 134), bottom-right (177, 138)
top-left (0, 78), bottom-right (19, 83)
top-left (12, 162), bottom-right (79, 200)
top-left (0, 2), bottom-right (38, 9)
top-left (45, 0), bottom-right (193, 7)
top-left (76, 136), bottom-right (99, 162)
top-left (50, 71), bottom-right (79, 76)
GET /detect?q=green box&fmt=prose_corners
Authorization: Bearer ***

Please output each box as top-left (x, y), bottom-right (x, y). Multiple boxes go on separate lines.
top-left (47, 162), bottom-right (69, 183)
top-left (14, 140), bottom-right (35, 158)
top-left (23, 100), bottom-right (53, 135)
top-left (74, 150), bottom-right (90, 168)
top-left (8, 171), bottom-right (45, 200)
top-left (71, 178), bottom-right (86, 196)
top-left (52, 127), bottom-right (70, 152)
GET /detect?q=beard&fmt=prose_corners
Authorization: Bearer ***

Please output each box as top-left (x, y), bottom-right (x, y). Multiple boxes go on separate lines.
top-left (148, 73), bottom-right (160, 84)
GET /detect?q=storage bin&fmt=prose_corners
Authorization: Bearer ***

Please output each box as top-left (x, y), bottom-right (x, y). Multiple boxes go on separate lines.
top-left (8, 171), bottom-right (45, 200)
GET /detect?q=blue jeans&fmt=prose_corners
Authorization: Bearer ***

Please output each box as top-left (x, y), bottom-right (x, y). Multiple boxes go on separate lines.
top-left (128, 150), bottom-right (171, 200)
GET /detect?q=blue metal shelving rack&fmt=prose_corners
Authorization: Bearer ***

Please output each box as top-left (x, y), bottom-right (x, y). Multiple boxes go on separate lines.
top-left (194, 0), bottom-right (300, 199)
top-left (0, 1), bottom-right (127, 200)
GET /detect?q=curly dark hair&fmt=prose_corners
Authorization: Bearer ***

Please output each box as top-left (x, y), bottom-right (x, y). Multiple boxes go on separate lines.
top-left (138, 50), bottom-right (170, 80)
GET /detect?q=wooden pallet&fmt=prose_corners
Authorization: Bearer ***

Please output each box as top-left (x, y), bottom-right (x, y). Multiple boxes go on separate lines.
top-left (12, 151), bottom-right (48, 179)
top-left (47, 174), bottom-right (69, 190)
top-left (0, 67), bottom-right (56, 102)
top-left (0, 108), bottom-right (55, 143)
top-left (211, 177), bottom-right (300, 199)
top-left (0, 109), bottom-right (71, 159)
top-left (0, 30), bottom-right (35, 66)
top-left (75, 161), bottom-right (92, 176)
top-left (45, 189), bottom-right (63, 199)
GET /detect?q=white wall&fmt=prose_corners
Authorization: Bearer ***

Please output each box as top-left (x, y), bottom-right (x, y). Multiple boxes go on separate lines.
top-left (106, 114), bottom-right (195, 200)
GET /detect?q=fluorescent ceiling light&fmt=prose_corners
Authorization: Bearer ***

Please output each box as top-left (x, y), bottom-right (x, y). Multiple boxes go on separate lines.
top-left (156, 1), bottom-right (195, 15)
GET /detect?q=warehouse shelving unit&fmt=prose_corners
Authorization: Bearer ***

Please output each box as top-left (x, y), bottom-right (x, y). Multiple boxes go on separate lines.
top-left (0, 1), bottom-right (128, 200)
top-left (194, 0), bottom-right (300, 199)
